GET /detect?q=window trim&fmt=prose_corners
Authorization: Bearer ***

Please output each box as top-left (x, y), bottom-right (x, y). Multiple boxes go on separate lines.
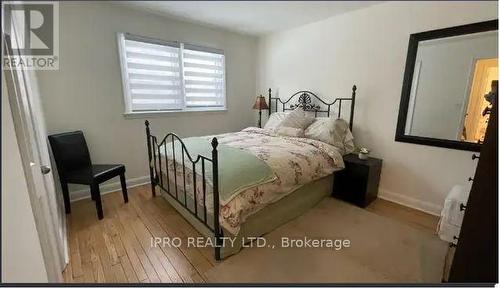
top-left (117, 33), bottom-right (132, 113)
top-left (123, 107), bottom-right (228, 119)
top-left (117, 32), bottom-right (227, 115)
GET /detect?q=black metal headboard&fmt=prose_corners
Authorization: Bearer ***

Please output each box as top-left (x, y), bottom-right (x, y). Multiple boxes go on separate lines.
top-left (267, 85), bottom-right (357, 130)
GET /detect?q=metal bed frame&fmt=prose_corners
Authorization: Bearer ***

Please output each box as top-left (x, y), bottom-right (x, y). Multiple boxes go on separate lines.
top-left (267, 85), bottom-right (357, 131)
top-left (145, 85), bottom-right (357, 261)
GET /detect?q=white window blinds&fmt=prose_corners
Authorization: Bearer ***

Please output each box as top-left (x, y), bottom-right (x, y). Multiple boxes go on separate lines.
top-left (183, 45), bottom-right (225, 108)
top-left (118, 33), bottom-right (226, 113)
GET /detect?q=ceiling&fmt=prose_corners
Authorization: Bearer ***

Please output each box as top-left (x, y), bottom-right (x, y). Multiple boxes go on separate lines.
top-left (117, 1), bottom-right (381, 36)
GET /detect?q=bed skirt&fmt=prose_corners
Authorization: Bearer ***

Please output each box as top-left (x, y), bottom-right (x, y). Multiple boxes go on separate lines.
top-left (159, 174), bottom-right (334, 259)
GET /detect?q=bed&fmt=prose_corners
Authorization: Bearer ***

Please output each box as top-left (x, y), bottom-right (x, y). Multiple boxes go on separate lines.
top-left (145, 85), bottom-right (357, 260)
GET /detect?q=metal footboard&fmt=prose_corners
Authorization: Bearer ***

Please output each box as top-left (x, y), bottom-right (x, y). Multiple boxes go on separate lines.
top-left (145, 120), bottom-right (222, 260)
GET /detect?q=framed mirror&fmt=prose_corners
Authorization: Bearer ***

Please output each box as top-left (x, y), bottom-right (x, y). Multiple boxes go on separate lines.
top-left (396, 20), bottom-right (498, 151)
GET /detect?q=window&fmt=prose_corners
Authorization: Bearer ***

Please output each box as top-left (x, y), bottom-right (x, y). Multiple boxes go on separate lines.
top-left (118, 33), bottom-right (226, 113)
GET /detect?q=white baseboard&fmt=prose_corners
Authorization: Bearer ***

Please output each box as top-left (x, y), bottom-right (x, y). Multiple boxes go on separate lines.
top-left (70, 175), bottom-right (150, 202)
top-left (378, 188), bottom-right (442, 216)
top-left (69, 176), bottom-right (442, 216)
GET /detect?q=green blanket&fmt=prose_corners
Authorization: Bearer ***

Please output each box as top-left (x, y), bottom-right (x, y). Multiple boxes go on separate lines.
top-left (169, 137), bottom-right (276, 204)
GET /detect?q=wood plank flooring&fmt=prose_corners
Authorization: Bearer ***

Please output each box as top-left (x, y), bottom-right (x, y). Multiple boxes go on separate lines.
top-left (62, 185), bottom-right (214, 283)
top-left (62, 184), bottom-right (439, 283)
top-left (366, 198), bottom-right (439, 233)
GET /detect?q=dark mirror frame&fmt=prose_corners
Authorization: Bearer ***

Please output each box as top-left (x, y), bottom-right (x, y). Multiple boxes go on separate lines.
top-left (395, 20), bottom-right (498, 152)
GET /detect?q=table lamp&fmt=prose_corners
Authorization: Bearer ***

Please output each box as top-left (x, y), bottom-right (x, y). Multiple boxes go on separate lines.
top-left (252, 95), bottom-right (269, 128)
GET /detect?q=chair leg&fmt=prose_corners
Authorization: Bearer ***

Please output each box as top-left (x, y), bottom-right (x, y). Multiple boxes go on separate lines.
top-left (91, 183), bottom-right (103, 220)
top-left (120, 172), bottom-right (129, 203)
top-left (61, 181), bottom-right (71, 214)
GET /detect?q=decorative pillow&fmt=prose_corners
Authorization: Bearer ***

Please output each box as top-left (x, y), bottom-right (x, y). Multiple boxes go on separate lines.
top-left (276, 127), bottom-right (305, 138)
top-left (278, 107), bottom-right (315, 130)
top-left (264, 112), bottom-right (288, 130)
top-left (305, 118), bottom-right (355, 154)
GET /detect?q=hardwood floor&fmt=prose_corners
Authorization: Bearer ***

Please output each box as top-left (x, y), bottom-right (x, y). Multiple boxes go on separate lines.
top-left (367, 198), bottom-right (439, 233)
top-left (62, 184), bottom-right (439, 283)
top-left (62, 185), bottom-right (214, 283)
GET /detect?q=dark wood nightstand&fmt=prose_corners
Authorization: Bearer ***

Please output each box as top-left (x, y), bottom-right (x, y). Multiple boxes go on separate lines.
top-left (332, 153), bottom-right (382, 207)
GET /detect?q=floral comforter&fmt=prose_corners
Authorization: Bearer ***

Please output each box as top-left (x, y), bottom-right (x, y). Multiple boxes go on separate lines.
top-left (161, 127), bottom-right (345, 235)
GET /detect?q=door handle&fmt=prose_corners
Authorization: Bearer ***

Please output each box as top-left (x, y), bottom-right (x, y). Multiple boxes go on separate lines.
top-left (41, 165), bottom-right (51, 174)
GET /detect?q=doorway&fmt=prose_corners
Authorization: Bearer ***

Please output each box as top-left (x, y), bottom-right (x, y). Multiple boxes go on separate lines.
top-left (2, 10), bottom-right (68, 282)
top-left (461, 58), bottom-right (498, 143)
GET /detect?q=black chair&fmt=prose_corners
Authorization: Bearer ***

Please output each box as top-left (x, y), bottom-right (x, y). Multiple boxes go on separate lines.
top-left (48, 131), bottom-right (128, 219)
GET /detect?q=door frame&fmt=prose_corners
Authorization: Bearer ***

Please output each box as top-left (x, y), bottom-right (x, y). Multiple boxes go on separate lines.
top-left (2, 19), bottom-right (66, 283)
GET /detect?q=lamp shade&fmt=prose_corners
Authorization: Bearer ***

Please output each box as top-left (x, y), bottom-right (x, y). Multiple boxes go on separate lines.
top-left (252, 95), bottom-right (269, 110)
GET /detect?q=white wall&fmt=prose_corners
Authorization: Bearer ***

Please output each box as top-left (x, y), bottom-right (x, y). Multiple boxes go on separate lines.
top-left (2, 77), bottom-right (49, 282)
top-left (36, 2), bottom-right (258, 199)
top-left (409, 31), bottom-right (497, 140)
top-left (256, 1), bottom-right (497, 214)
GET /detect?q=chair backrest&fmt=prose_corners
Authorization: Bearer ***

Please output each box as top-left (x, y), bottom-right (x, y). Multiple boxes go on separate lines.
top-left (48, 131), bottom-right (92, 178)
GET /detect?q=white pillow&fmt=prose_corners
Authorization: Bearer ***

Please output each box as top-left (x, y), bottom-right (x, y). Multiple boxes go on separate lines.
top-left (264, 112), bottom-right (288, 130)
top-left (276, 127), bottom-right (305, 138)
top-left (305, 118), bottom-right (354, 154)
top-left (279, 107), bottom-right (315, 130)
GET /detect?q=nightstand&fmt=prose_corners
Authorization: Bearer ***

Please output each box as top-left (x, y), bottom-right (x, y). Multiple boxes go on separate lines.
top-left (332, 153), bottom-right (382, 207)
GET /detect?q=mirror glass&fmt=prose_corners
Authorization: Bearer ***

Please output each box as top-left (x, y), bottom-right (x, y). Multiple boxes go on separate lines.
top-left (402, 30), bottom-right (498, 145)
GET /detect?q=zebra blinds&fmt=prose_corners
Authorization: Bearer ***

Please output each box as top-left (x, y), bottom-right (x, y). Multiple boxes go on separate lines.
top-left (182, 44), bottom-right (225, 108)
top-left (118, 33), bottom-right (226, 112)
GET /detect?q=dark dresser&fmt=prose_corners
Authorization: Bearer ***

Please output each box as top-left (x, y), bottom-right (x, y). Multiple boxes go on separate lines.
top-left (332, 153), bottom-right (382, 207)
top-left (448, 92), bottom-right (498, 283)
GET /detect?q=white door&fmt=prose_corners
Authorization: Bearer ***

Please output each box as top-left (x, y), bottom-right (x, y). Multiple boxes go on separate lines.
top-left (3, 6), bottom-right (68, 282)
